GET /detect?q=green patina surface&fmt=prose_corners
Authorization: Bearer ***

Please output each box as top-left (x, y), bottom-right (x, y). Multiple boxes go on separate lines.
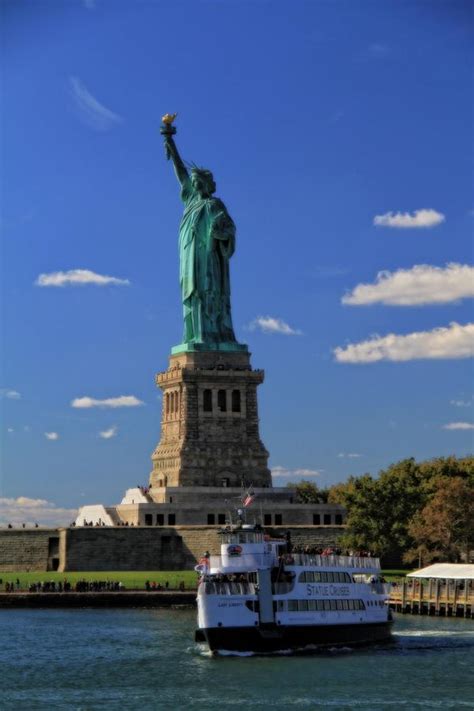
top-left (161, 120), bottom-right (247, 353)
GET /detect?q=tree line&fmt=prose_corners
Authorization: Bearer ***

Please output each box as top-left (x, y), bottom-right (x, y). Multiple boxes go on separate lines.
top-left (290, 456), bottom-right (474, 566)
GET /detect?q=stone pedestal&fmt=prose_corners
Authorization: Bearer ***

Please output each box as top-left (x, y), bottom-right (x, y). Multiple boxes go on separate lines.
top-left (149, 350), bottom-right (271, 489)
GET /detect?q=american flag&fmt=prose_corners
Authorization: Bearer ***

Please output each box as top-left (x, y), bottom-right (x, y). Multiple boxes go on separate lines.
top-left (243, 490), bottom-right (255, 507)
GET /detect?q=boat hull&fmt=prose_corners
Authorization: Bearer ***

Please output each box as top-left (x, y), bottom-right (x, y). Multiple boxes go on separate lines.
top-left (197, 621), bottom-right (393, 653)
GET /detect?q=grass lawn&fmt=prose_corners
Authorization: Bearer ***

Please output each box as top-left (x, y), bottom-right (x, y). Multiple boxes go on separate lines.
top-left (382, 569), bottom-right (413, 581)
top-left (1, 568), bottom-right (413, 591)
top-left (0, 570), bottom-right (199, 591)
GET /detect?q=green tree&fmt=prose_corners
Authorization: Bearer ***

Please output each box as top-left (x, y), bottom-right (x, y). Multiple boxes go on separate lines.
top-left (405, 476), bottom-right (474, 564)
top-left (325, 456), bottom-right (474, 561)
top-left (290, 480), bottom-right (328, 503)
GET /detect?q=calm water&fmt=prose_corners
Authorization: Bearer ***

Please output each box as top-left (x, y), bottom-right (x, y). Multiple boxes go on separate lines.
top-left (1, 609), bottom-right (473, 710)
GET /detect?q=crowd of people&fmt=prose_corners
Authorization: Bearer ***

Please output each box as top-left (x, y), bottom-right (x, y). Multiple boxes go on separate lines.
top-left (1, 578), bottom-right (189, 593)
top-left (2, 579), bottom-right (126, 593)
top-left (144, 580), bottom-right (186, 591)
top-left (289, 545), bottom-right (373, 557)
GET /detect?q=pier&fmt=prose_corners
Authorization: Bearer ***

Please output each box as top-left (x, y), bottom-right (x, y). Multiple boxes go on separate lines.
top-left (389, 578), bottom-right (473, 618)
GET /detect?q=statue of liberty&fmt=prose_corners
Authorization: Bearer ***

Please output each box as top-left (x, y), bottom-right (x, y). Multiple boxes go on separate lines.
top-left (161, 115), bottom-right (245, 352)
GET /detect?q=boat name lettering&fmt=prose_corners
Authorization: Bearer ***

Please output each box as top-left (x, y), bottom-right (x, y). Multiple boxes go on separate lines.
top-left (217, 601), bottom-right (243, 608)
top-left (306, 584), bottom-right (350, 597)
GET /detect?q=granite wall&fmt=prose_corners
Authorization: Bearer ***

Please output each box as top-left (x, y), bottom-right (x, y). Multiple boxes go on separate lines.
top-left (0, 529), bottom-right (65, 572)
top-left (0, 525), bottom-right (344, 572)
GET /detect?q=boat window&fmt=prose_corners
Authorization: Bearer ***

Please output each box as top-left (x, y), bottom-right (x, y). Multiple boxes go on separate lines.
top-left (276, 600), bottom-right (286, 612)
top-left (342, 600), bottom-right (349, 610)
top-left (288, 600), bottom-right (298, 611)
top-left (358, 600), bottom-right (366, 610)
top-left (316, 600), bottom-right (325, 611)
top-left (320, 572), bottom-right (328, 583)
top-left (297, 600), bottom-right (308, 611)
top-left (330, 600), bottom-right (337, 611)
top-left (323, 600), bottom-right (331, 611)
top-left (308, 600), bottom-right (317, 611)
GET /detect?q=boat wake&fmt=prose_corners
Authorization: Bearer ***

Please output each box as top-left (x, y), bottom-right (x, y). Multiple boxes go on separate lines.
top-left (192, 629), bottom-right (474, 658)
top-left (393, 630), bottom-right (474, 638)
top-left (193, 643), bottom-right (356, 658)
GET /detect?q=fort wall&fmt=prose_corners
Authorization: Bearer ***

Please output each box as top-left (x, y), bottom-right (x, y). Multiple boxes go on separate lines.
top-left (0, 526), bottom-right (344, 572)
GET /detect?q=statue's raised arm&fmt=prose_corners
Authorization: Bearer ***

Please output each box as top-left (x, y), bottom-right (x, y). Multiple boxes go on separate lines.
top-left (160, 113), bottom-right (189, 187)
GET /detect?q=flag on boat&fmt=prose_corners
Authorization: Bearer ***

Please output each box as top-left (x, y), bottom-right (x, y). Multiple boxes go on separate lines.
top-left (243, 490), bottom-right (255, 507)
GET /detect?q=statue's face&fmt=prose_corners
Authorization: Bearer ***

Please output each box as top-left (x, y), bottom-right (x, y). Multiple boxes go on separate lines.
top-left (191, 171), bottom-right (216, 197)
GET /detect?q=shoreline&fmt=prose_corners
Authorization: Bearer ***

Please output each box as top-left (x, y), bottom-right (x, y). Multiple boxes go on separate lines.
top-left (0, 591), bottom-right (196, 608)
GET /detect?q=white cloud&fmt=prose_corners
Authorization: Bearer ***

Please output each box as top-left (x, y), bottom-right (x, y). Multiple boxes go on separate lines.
top-left (442, 422), bottom-right (474, 431)
top-left (337, 453), bottom-right (362, 458)
top-left (272, 466), bottom-right (322, 479)
top-left (99, 425), bottom-right (117, 439)
top-left (7, 427), bottom-right (14, 433)
top-left (342, 264), bottom-right (474, 306)
top-left (35, 269), bottom-right (130, 287)
top-left (0, 497), bottom-right (77, 527)
top-left (44, 432), bottom-right (59, 441)
top-left (71, 395), bottom-right (144, 409)
top-left (334, 322), bottom-right (474, 363)
top-left (69, 76), bottom-right (123, 131)
top-left (83, 0), bottom-right (96, 8)
top-left (450, 399), bottom-right (472, 407)
top-left (248, 316), bottom-right (302, 336)
top-left (374, 209), bottom-right (445, 228)
top-left (0, 389), bottom-right (21, 399)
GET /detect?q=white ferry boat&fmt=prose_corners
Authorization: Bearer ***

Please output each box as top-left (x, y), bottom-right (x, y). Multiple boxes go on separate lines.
top-left (195, 523), bottom-right (393, 653)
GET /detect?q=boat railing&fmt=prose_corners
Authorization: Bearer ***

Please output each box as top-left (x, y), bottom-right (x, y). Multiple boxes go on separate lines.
top-left (203, 581), bottom-right (257, 596)
top-left (209, 553), bottom-right (275, 570)
top-left (285, 554), bottom-right (381, 569)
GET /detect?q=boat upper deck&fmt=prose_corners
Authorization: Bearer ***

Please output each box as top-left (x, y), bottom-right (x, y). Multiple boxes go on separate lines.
top-left (285, 554), bottom-right (380, 570)
top-left (209, 552), bottom-right (381, 574)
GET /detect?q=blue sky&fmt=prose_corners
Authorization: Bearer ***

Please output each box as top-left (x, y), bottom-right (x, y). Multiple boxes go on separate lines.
top-left (1, 0), bottom-right (473, 524)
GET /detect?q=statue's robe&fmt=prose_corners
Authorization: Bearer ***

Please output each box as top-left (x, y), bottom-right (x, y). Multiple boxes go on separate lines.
top-left (179, 178), bottom-right (237, 345)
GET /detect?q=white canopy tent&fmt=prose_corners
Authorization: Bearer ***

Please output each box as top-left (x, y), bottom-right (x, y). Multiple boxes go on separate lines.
top-left (407, 564), bottom-right (474, 580)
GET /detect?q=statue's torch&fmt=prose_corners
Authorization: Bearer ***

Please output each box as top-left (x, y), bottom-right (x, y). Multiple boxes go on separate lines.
top-left (160, 113), bottom-right (177, 159)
